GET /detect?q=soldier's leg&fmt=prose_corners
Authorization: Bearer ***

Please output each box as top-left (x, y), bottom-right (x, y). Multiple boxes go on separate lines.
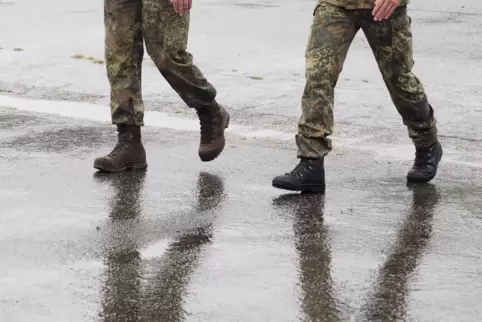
top-left (94, 0), bottom-right (147, 173)
top-left (105, 0), bottom-right (145, 126)
top-left (296, 2), bottom-right (359, 160)
top-left (142, 0), bottom-right (229, 162)
top-left (272, 2), bottom-right (359, 193)
top-left (362, 6), bottom-right (442, 183)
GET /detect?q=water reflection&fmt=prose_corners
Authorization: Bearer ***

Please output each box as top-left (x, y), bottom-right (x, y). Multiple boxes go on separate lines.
top-left (141, 172), bottom-right (225, 321)
top-left (360, 183), bottom-right (440, 321)
top-left (95, 171), bottom-right (225, 322)
top-left (95, 171), bottom-right (146, 322)
top-left (273, 194), bottom-right (341, 322)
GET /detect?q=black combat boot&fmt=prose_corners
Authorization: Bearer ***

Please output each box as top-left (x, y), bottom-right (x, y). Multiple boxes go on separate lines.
top-left (272, 158), bottom-right (326, 193)
top-left (196, 101), bottom-right (230, 162)
top-left (93, 124), bottom-right (147, 172)
top-left (407, 141), bottom-right (443, 183)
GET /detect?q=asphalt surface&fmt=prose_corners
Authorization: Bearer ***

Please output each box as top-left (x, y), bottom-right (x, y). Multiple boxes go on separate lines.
top-left (2, 0), bottom-right (482, 321)
top-left (1, 106), bottom-right (482, 321)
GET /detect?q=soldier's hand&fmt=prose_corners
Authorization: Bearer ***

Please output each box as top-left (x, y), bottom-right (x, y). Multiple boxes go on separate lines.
top-left (372, 0), bottom-right (400, 21)
top-left (171, 0), bottom-right (192, 15)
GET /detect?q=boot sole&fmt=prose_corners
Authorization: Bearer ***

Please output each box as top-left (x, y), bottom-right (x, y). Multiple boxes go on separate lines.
top-left (406, 144), bottom-right (443, 183)
top-left (272, 179), bottom-right (326, 194)
top-left (199, 112), bottom-right (230, 162)
top-left (94, 161), bottom-right (148, 173)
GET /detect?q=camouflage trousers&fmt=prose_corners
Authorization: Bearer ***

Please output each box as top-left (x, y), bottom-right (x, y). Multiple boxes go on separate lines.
top-left (104, 0), bottom-right (217, 126)
top-left (297, 2), bottom-right (438, 159)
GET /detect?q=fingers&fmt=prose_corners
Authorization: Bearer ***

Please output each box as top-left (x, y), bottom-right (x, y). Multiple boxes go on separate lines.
top-left (372, 0), bottom-right (389, 21)
top-left (382, 4), bottom-right (396, 20)
top-left (172, 0), bottom-right (192, 15)
top-left (178, 0), bottom-right (190, 15)
top-left (372, 0), bottom-right (382, 19)
top-left (372, 0), bottom-right (397, 21)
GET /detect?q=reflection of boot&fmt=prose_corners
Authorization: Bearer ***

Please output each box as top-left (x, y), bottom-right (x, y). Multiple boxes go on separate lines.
top-left (142, 172), bottom-right (225, 322)
top-left (94, 171), bottom-right (146, 220)
top-left (196, 171), bottom-right (225, 212)
top-left (407, 182), bottom-right (440, 208)
top-left (170, 172), bottom-right (225, 250)
top-left (94, 124), bottom-right (147, 173)
top-left (361, 183), bottom-right (440, 321)
top-left (272, 193), bottom-right (324, 221)
top-left (273, 194), bottom-right (341, 321)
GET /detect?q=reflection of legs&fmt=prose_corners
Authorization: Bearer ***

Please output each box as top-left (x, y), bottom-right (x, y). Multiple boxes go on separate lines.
top-left (94, 0), bottom-right (147, 173)
top-left (273, 194), bottom-right (341, 321)
top-left (142, 0), bottom-right (230, 162)
top-left (97, 172), bottom-right (147, 322)
top-left (360, 184), bottom-right (439, 321)
top-left (102, 250), bottom-right (141, 322)
top-left (141, 227), bottom-right (211, 321)
top-left (362, 7), bottom-right (442, 183)
top-left (272, 2), bottom-right (358, 194)
top-left (142, 173), bottom-right (225, 321)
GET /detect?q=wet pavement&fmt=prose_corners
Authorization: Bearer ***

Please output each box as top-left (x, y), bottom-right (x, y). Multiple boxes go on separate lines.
top-left (2, 0), bottom-right (482, 320)
top-left (1, 107), bottom-right (482, 321)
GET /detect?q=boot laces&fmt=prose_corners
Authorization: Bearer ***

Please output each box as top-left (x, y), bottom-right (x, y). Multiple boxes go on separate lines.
top-left (291, 159), bottom-right (314, 179)
top-left (108, 133), bottom-right (131, 157)
top-left (413, 149), bottom-right (432, 168)
top-left (198, 111), bottom-right (218, 144)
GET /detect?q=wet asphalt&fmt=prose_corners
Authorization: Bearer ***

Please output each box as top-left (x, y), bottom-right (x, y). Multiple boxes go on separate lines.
top-left (1, 107), bottom-right (482, 321)
top-left (2, 0), bottom-right (482, 320)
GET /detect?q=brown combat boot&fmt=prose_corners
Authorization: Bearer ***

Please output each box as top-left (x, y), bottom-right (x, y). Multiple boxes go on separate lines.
top-left (94, 124), bottom-right (147, 172)
top-left (196, 101), bottom-right (230, 162)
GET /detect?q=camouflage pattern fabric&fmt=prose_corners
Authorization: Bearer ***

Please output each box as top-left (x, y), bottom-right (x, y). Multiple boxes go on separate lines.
top-left (104, 0), bottom-right (217, 126)
top-left (321, 0), bottom-right (409, 10)
top-left (296, 3), bottom-right (437, 159)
